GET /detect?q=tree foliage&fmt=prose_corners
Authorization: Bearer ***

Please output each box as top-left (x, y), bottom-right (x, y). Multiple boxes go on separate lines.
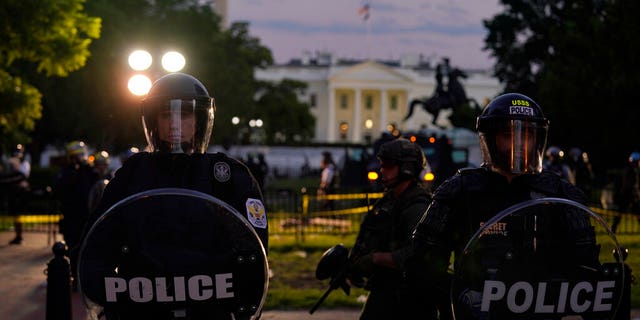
top-left (252, 79), bottom-right (316, 145)
top-left (484, 0), bottom-right (640, 171)
top-left (34, 0), bottom-right (313, 159)
top-left (0, 0), bottom-right (100, 153)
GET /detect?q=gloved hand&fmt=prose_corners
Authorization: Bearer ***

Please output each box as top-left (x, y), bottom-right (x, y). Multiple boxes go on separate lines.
top-left (353, 253), bottom-right (375, 274)
top-left (346, 253), bottom-right (374, 288)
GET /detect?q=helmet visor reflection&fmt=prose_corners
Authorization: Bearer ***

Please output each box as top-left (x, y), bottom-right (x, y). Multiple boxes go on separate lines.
top-left (480, 119), bottom-right (547, 175)
top-left (159, 100), bottom-right (195, 153)
top-left (142, 97), bottom-right (214, 154)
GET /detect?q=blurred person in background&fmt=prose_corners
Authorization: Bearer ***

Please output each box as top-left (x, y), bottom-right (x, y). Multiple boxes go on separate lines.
top-left (543, 145), bottom-right (575, 185)
top-left (611, 151), bottom-right (640, 233)
top-left (87, 150), bottom-right (112, 215)
top-left (318, 151), bottom-right (339, 210)
top-left (0, 144), bottom-right (31, 245)
top-left (54, 140), bottom-right (100, 287)
top-left (567, 147), bottom-right (594, 198)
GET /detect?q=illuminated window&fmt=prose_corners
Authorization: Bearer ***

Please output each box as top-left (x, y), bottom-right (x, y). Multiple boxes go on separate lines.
top-left (340, 122), bottom-right (349, 140)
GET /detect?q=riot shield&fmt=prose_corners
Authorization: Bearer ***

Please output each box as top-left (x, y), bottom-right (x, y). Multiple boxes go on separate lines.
top-left (77, 188), bottom-right (268, 320)
top-left (451, 197), bottom-right (626, 320)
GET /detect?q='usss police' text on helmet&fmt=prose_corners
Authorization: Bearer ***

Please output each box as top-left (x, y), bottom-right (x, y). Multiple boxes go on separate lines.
top-left (141, 73), bottom-right (215, 154)
top-left (476, 93), bottom-right (549, 176)
top-left (376, 138), bottom-right (426, 179)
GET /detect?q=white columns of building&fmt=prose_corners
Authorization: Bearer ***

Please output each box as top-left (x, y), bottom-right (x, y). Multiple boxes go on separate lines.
top-left (379, 90), bottom-right (388, 133)
top-left (328, 85), bottom-right (336, 141)
top-left (326, 84), bottom-right (407, 143)
top-left (353, 88), bottom-right (362, 142)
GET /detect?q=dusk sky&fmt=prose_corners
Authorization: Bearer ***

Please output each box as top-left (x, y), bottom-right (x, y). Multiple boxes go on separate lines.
top-left (227, 1), bottom-right (504, 70)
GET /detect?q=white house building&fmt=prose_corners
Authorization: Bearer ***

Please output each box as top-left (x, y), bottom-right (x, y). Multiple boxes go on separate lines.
top-left (255, 53), bottom-right (504, 144)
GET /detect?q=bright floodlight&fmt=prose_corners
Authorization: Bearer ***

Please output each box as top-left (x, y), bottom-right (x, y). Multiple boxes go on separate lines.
top-left (128, 74), bottom-right (153, 96)
top-left (365, 119), bottom-right (373, 129)
top-left (232, 117), bottom-right (240, 125)
top-left (128, 50), bottom-right (152, 71)
top-left (255, 119), bottom-right (263, 127)
top-left (161, 51), bottom-right (186, 72)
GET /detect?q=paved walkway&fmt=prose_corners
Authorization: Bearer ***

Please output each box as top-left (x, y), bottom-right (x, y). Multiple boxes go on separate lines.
top-left (0, 232), bottom-right (360, 320)
top-left (1, 231), bottom-right (636, 320)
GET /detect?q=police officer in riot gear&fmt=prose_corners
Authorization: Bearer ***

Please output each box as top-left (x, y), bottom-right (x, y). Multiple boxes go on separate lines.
top-left (55, 140), bottom-right (100, 288)
top-left (348, 138), bottom-right (434, 319)
top-left (411, 93), bottom-right (600, 319)
top-left (544, 145), bottom-right (576, 185)
top-left (80, 73), bottom-right (268, 319)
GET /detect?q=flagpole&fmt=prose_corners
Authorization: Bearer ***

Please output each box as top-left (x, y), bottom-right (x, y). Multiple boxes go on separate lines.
top-left (366, 13), bottom-right (371, 61)
top-left (358, 2), bottom-right (371, 61)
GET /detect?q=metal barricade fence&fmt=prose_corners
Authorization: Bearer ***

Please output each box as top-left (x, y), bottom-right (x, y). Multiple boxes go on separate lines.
top-left (263, 188), bottom-right (384, 242)
top-left (0, 186), bottom-right (60, 245)
top-left (263, 188), bottom-right (640, 243)
top-left (1, 187), bottom-right (636, 245)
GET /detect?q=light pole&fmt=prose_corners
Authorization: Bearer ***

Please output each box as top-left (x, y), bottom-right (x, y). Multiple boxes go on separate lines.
top-left (127, 50), bottom-right (186, 96)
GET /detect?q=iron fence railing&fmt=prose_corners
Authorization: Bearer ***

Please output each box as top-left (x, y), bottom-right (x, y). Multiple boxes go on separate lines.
top-left (1, 187), bottom-right (638, 244)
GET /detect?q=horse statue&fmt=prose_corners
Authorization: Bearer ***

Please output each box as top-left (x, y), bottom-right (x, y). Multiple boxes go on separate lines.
top-left (404, 64), bottom-right (479, 125)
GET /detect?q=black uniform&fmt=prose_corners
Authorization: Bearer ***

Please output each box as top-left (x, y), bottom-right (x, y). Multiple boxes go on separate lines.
top-left (352, 181), bottom-right (432, 319)
top-left (80, 152), bottom-right (268, 319)
top-left (54, 159), bottom-right (99, 285)
top-left (85, 152), bottom-right (268, 250)
top-left (412, 167), bottom-right (599, 318)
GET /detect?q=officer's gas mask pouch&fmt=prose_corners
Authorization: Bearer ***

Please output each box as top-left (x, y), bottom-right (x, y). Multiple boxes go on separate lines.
top-left (479, 119), bottom-right (547, 175)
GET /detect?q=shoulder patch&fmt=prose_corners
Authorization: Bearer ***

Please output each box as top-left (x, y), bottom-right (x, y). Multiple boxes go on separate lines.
top-left (246, 198), bottom-right (267, 229)
top-left (213, 161), bottom-right (231, 182)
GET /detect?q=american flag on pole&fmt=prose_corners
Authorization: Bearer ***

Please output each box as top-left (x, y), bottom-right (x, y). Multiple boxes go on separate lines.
top-left (358, 3), bottom-right (370, 21)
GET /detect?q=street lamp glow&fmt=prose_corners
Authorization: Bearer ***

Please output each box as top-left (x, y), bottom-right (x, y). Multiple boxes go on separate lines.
top-left (128, 50), bottom-right (152, 71)
top-left (161, 51), bottom-right (186, 72)
top-left (128, 74), bottom-right (153, 96)
top-left (249, 119), bottom-right (256, 127)
top-left (255, 119), bottom-right (263, 127)
top-left (232, 117), bottom-right (240, 125)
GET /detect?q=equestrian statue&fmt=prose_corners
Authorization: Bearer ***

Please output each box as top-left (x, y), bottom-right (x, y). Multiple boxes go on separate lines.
top-left (404, 57), bottom-right (481, 125)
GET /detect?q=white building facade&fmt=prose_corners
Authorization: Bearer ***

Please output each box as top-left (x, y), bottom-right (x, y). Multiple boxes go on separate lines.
top-left (255, 57), bottom-right (503, 144)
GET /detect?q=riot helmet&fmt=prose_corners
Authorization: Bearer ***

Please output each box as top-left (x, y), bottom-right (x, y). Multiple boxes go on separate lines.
top-left (141, 73), bottom-right (215, 154)
top-left (545, 146), bottom-right (564, 161)
top-left (124, 147), bottom-right (140, 159)
top-left (92, 150), bottom-right (110, 166)
top-left (66, 140), bottom-right (88, 163)
top-left (376, 138), bottom-right (426, 181)
top-left (629, 152), bottom-right (640, 166)
top-left (476, 93), bottom-right (549, 176)
top-left (569, 147), bottom-right (582, 163)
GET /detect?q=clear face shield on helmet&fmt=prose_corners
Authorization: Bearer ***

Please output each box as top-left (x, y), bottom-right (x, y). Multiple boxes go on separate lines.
top-left (479, 119), bottom-right (548, 176)
top-left (142, 97), bottom-right (214, 154)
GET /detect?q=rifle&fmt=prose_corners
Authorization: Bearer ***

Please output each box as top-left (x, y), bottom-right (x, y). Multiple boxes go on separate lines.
top-left (310, 197), bottom-right (385, 314)
top-left (309, 244), bottom-right (352, 314)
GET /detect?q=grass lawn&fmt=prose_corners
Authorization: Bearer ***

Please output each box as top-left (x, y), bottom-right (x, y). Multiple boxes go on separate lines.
top-left (264, 233), bottom-right (640, 312)
top-left (264, 234), bottom-right (365, 311)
